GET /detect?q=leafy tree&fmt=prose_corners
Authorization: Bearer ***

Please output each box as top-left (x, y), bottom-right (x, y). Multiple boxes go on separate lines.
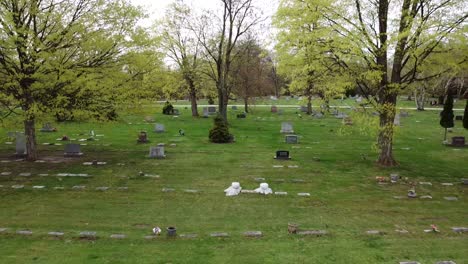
top-left (282, 0), bottom-right (467, 166)
top-left (230, 37), bottom-right (275, 113)
top-left (440, 94), bottom-right (454, 141)
top-left (0, 0), bottom-right (143, 161)
top-left (160, 0), bottom-right (202, 117)
top-left (274, 0), bottom-right (351, 115)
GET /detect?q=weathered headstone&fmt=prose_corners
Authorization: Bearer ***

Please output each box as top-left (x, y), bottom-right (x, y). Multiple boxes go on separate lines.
top-left (280, 122), bottom-right (294, 133)
top-left (275, 150), bottom-right (290, 160)
top-left (297, 230), bottom-right (327, 236)
top-left (400, 111), bottom-right (410, 117)
top-left (243, 231), bottom-right (262, 238)
top-left (208, 106), bottom-right (217, 115)
top-left (300, 106), bottom-right (308, 113)
top-left (64, 144), bottom-right (83, 157)
top-left (40, 123), bottom-right (56, 132)
top-left (231, 105), bottom-right (238, 110)
top-left (202, 107), bottom-right (209, 117)
top-left (455, 115), bottom-right (463, 121)
top-left (451, 136), bottom-right (465, 147)
top-left (210, 232), bottom-right (229, 237)
top-left (15, 132), bottom-right (27, 156)
top-left (79, 231), bottom-right (97, 239)
top-left (154, 124), bottom-right (165, 133)
top-left (149, 146), bottom-right (165, 159)
top-left (271, 106), bottom-right (278, 113)
top-left (435, 261), bottom-right (456, 264)
top-left (285, 135), bottom-right (298, 144)
top-left (394, 114), bottom-right (400, 126)
top-left (172, 109), bottom-right (180, 115)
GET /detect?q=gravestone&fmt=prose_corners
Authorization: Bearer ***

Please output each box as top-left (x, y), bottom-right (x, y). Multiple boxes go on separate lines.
top-left (271, 106), bottom-right (278, 113)
top-left (285, 135), bottom-right (298, 144)
top-left (394, 114), bottom-right (400, 126)
top-left (243, 231), bottom-right (262, 238)
top-left (231, 105), bottom-right (238, 110)
top-left (280, 122), bottom-right (294, 133)
top-left (172, 109), bottom-right (180, 115)
top-left (64, 144), bottom-right (83, 157)
top-left (237, 113), bottom-right (246, 118)
top-left (15, 132), bottom-right (27, 156)
top-left (154, 124), bottom-right (165, 133)
top-left (278, 109), bottom-right (284, 115)
top-left (207, 106), bottom-right (217, 115)
top-left (149, 146), bottom-right (165, 159)
top-left (451, 136), bottom-right (465, 147)
top-left (40, 123), bottom-right (56, 132)
top-left (202, 107), bottom-right (209, 117)
top-left (343, 117), bottom-right (353, 125)
top-left (275, 150), bottom-right (291, 160)
top-left (137, 131), bottom-right (148, 143)
top-left (455, 115), bottom-right (463, 121)
top-left (300, 106), bottom-right (308, 113)
top-left (335, 112), bottom-right (347, 119)
top-left (400, 111), bottom-right (409, 117)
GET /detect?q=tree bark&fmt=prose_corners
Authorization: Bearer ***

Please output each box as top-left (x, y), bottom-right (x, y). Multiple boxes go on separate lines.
top-left (307, 95), bottom-right (312, 115)
top-left (244, 97), bottom-right (249, 113)
top-left (187, 78), bottom-right (199, 117)
top-left (377, 93), bottom-right (398, 167)
top-left (414, 86), bottom-right (425, 111)
top-left (24, 119), bottom-right (37, 161)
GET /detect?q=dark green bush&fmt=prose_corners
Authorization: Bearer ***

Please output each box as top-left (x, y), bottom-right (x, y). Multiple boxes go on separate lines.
top-left (209, 115), bottom-right (233, 143)
top-left (162, 101), bottom-right (174, 115)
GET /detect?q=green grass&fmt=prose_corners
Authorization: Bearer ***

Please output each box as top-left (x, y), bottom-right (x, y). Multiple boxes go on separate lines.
top-left (0, 101), bottom-right (467, 264)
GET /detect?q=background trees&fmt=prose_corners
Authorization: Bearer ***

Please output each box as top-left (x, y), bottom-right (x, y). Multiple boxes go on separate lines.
top-left (196, 0), bottom-right (262, 122)
top-left (0, 0), bottom-right (143, 160)
top-left (274, 0), bottom-right (467, 166)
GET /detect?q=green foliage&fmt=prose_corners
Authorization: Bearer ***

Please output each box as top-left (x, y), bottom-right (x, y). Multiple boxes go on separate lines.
top-left (464, 100), bottom-right (468, 129)
top-left (209, 115), bottom-right (233, 143)
top-left (440, 94), bottom-right (454, 129)
top-left (162, 101), bottom-right (174, 115)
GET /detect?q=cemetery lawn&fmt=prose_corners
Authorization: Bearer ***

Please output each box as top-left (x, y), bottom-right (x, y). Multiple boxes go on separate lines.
top-left (0, 101), bottom-right (467, 264)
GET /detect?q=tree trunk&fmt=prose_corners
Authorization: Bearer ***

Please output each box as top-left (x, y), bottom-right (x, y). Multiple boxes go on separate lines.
top-left (307, 95), bottom-right (312, 115)
top-left (244, 97), bottom-right (249, 113)
top-left (444, 128), bottom-right (447, 141)
top-left (377, 94), bottom-right (398, 167)
top-left (189, 90), bottom-right (198, 117)
top-left (414, 86), bottom-right (425, 111)
top-left (24, 119), bottom-right (37, 161)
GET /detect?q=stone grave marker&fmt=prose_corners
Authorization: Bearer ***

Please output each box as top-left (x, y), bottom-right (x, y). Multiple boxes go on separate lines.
top-left (450, 136), bottom-right (465, 147)
top-left (172, 109), bottom-right (180, 115)
top-left (48, 231), bottom-right (64, 237)
top-left (275, 150), bottom-right (290, 160)
top-left (208, 106), bottom-right (217, 115)
top-left (15, 132), bottom-right (27, 156)
top-left (335, 112), bottom-right (347, 119)
top-left (297, 230), bottom-right (327, 236)
top-left (394, 114), bottom-right (400, 126)
top-left (461, 178), bottom-right (468, 185)
top-left (243, 231), bottom-right (262, 238)
top-left (79, 231), bottom-right (97, 239)
top-left (231, 105), bottom-right (238, 110)
top-left (179, 233), bottom-right (198, 238)
top-left (399, 262), bottom-right (420, 264)
top-left (400, 111), bottom-right (409, 117)
top-left (274, 191), bottom-right (288, 195)
top-left (202, 107), bottom-right (209, 117)
top-left (444, 196), bottom-right (458, 201)
top-left (271, 106), bottom-right (278, 113)
top-left (278, 109), bottom-right (284, 115)
top-left (154, 124), bottom-right (165, 133)
top-left (110, 234), bottom-right (126, 239)
top-left (16, 230), bottom-right (33, 235)
top-left (149, 146), bottom-right (165, 159)
top-left (280, 122), bottom-right (294, 133)
top-left (300, 106), bottom-right (308, 113)
top-left (455, 115), bottom-right (463, 121)
top-left (297, 192), bottom-right (310, 196)
top-left (285, 134), bottom-right (298, 144)
top-left (451, 227), bottom-right (468, 233)
top-left (12, 185), bottom-right (24, 189)
top-left (436, 261), bottom-right (456, 264)
top-left (64, 144), bottom-right (83, 157)
top-left (40, 123), bottom-right (56, 132)
top-left (210, 232), bottom-right (229, 237)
